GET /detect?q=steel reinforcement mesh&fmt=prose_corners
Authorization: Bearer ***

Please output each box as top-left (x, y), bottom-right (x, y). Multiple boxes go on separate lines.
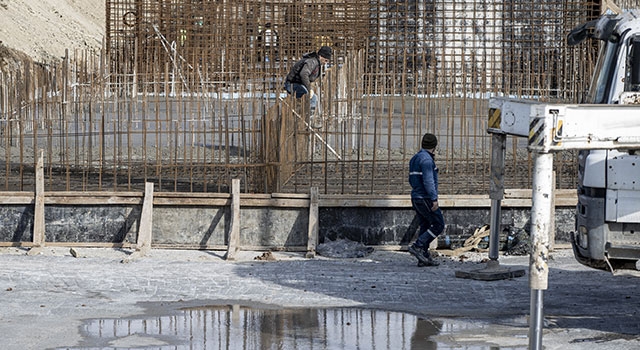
top-left (0, 1), bottom-right (622, 194)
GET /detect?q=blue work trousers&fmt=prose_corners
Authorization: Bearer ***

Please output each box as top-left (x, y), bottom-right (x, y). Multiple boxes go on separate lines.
top-left (284, 81), bottom-right (317, 109)
top-left (411, 198), bottom-right (445, 248)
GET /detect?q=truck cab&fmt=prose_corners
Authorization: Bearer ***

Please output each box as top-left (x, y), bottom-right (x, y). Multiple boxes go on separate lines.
top-left (569, 10), bottom-right (640, 271)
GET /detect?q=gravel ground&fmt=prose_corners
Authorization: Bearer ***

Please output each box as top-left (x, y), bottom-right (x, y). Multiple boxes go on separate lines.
top-left (0, 245), bottom-right (639, 349)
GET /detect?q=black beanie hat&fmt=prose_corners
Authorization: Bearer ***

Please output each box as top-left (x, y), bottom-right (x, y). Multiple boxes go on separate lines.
top-left (318, 46), bottom-right (332, 59)
top-left (422, 133), bottom-right (438, 150)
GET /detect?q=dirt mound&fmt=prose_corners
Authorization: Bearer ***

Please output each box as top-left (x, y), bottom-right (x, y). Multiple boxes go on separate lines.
top-left (0, 0), bottom-right (104, 63)
top-left (0, 45), bottom-right (33, 72)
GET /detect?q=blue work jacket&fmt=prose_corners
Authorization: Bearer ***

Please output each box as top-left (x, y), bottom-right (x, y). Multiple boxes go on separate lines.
top-left (408, 149), bottom-right (439, 201)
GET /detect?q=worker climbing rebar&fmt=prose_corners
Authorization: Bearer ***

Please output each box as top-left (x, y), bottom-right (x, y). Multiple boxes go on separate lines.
top-left (283, 46), bottom-right (332, 128)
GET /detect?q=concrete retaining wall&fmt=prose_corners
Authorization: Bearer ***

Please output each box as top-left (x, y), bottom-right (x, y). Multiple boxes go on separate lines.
top-left (0, 190), bottom-right (576, 250)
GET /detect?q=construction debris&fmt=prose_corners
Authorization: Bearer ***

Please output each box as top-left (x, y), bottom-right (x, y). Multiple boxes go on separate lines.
top-left (70, 247), bottom-right (88, 258)
top-left (439, 224), bottom-right (531, 257)
top-left (254, 251), bottom-right (277, 261)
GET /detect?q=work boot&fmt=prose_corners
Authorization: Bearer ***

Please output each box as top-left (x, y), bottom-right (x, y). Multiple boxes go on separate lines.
top-left (417, 250), bottom-right (440, 267)
top-left (408, 244), bottom-right (431, 266)
top-left (417, 259), bottom-right (439, 267)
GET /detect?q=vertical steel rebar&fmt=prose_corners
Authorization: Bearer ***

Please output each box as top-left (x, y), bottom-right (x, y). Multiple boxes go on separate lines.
top-left (0, 1), bottom-right (597, 195)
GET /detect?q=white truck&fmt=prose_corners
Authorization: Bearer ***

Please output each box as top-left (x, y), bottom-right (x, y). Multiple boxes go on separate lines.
top-left (486, 11), bottom-right (640, 347)
top-left (489, 10), bottom-right (640, 272)
top-left (569, 10), bottom-right (640, 271)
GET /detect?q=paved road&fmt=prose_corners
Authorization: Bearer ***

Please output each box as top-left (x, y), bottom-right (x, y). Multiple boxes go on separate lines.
top-left (0, 246), bottom-right (638, 349)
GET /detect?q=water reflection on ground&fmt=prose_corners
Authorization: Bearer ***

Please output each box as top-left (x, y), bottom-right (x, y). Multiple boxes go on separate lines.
top-left (65, 306), bottom-right (511, 349)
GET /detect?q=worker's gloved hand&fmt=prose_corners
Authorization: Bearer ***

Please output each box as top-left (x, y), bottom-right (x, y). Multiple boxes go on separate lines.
top-left (309, 89), bottom-right (315, 99)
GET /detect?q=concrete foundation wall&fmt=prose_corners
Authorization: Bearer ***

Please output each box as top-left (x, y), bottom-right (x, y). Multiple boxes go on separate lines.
top-left (152, 207), bottom-right (228, 246)
top-left (0, 202), bottom-right (576, 249)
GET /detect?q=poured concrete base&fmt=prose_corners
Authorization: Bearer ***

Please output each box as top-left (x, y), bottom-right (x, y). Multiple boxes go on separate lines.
top-left (455, 259), bottom-right (526, 281)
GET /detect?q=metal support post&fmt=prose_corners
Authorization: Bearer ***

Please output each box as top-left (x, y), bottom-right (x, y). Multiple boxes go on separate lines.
top-left (455, 132), bottom-right (524, 280)
top-left (488, 133), bottom-right (506, 261)
top-left (529, 289), bottom-right (545, 350)
top-left (490, 133), bottom-right (506, 199)
top-left (489, 199), bottom-right (502, 261)
top-left (528, 152), bottom-right (554, 350)
top-left (489, 134), bottom-right (507, 261)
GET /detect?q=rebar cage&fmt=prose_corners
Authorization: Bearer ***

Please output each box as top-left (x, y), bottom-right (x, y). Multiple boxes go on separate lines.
top-left (0, 1), bottom-right (616, 194)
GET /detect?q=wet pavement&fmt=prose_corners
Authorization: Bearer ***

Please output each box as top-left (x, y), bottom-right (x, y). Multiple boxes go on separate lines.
top-left (0, 246), bottom-right (639, 349)
top-left (71, 307), bottom-right (447, 349)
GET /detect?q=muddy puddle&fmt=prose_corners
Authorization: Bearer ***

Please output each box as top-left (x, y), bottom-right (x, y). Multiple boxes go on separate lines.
top-left (61, 306), bottom-right (523, 349)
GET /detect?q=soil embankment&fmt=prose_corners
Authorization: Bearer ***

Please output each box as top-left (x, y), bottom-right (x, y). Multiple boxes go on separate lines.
top-left (0, 0), bottom-right (104, 63)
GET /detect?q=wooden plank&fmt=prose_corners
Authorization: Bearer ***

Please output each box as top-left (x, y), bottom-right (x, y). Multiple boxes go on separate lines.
top-left (43, 192), bottom-right (232, 206)
top-left (504, 189), bottom-right (532, 198)
top-left (235, 245), bottom-right (308, 252)
top-left (135, 182), bottom-right (155, 254)
top-left (33, 151), bottom-right (45, 247)
top-left (555, 198), bottom-right (577, 206)
top-left (240, 193), bottom-right (273, 199)
top-left (271, 193), bottom-right (310, 199)
top-left (552, 189), bottom-right (577, 197)
top-left (152, 244), bottom-right (229, 250)
top-left (429, 197), bottom-right (490, 207)
top-left (502, 197), bottom-right (577, 207)
top-left (603, 0), bottom-right (622, 14)
top-left (155, 192), bottom-right (230, 199)
top-left (226, 179), bottom-right (241, 260)
top-left (505, 188), bottom-right (574, 198)
top-left (306, 187), bottom-right (319, 258)
top-left (0, 242), bottom-right (34, 248)
top-left (0, 196), bottom-right (34, 204)
top-left (0, 190), bottom-right (577, 208)
top-left (121, 183), bottom-right (155, 263)
top-left (45, 197), bottom-right (143, 205)
top-left (153, 197), bottom-right (231, 206)
top-left (48, 191), bottom-right (142, 197)
top-left (320, 194), bottom-right (409, 201)
top-left (319, 198), bottom-right (412, 207)
top-left (0, 191), bottom-right (35, 197)
top-left (152, 244), bottom-right (308, 252)
top-left (320, 195), bottom-right (489, 208)
top-left (45, 242), bottom-right (134, 248)
top-left (241, 198), bottom-right (310, 207)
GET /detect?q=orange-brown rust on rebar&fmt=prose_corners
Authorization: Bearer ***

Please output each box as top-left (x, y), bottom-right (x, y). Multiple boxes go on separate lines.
top-left (0, 1), bottom-right (597, 195)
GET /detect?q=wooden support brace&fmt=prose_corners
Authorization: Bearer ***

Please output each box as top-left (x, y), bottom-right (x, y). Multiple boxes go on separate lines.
top-left (28, 150), bottom-right (46, 255)
top-left (122, 182), bottom-right (154, 263)
top-left (306, 187), bottom-right (319, 258)
top-left (137, 182), bottom-right (155, 253)
top-left (226, 179), bottom-right (241, 260)
top-left (33, 150), bottom-right (45, 246)
top-left (603, 0), bottom-right (622, 14)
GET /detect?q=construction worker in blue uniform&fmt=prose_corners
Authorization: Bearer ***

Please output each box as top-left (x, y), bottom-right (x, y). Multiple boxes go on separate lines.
top-left (408, 133), bottom-right (445, 266)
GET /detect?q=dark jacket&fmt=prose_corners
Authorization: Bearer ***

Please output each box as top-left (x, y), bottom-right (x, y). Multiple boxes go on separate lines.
top-left (285, 52), bottom-right (322, 92)
top-left (408, 149), bottom-right (439, 201)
